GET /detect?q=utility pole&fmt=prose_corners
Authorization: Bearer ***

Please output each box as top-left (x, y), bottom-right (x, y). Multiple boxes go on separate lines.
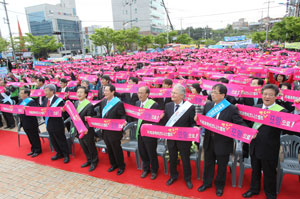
top-left (180, 18), bottom-right (183, 34)
top-left (264, 0), bottom-right (274, 42)
top-left (0, 0), bottom-right (16, 63)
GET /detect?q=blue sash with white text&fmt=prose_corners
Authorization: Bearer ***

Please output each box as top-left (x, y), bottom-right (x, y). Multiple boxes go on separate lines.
top-left (45, 97), bottom-right (63, 126)
top-left (206, 99), bottom-right (230, 118)
top-left (20, 98), bottom-right (33, 106)
top-left (102, 97), bottom-right (120, 118)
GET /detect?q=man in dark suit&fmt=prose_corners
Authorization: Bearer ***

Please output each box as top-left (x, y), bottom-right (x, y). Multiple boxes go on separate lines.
top-left (198, 84), bottom-right (246, 197)
top-left (42, 84), bottom-right (70, 163)
top-left (121, 77), bottom-right (139, 123)
top-left (238, 78), bottom-right (264, 158)
top-left (161, 84), bottom-right (196, 189)
top-left (97, 75), bottom-right (110, 100)
top-left (18, 88), bottom-right (42, 157)
top-left (154, 79), bottom-right (173, 110)
top-left (242, 84), bottom-right (288, 199)
top-left (58, 78), bottom-right (70, 93)
top-left (99, 84), bottom-right (126, 175)
top-left (72, 86), bottom-right (98, 172)
top-left (37, 77), bottom-right (46, 106)
top-left (136, 86), bottom-right (159, 180)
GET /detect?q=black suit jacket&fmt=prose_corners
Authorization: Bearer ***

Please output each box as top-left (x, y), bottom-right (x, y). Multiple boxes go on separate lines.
top-left (238, 97), bottom-right (263, 107)
top-left (18, 99), bottom-right (39, 130)
top-left (121, 93), bottom-right (139, 105)
top-left (71, 101), bottom-right (95, 134)
top-left (154, 97), bottom-right (172, 110)
top-left (250, 104), bottom-right (288, 160)
top-left (203, 101), bottom-right (247, 156)
top-left (99, 98), bottom-right (126, 134)
top-left (97, 85), bottom-right (105, 100)
top-left (135, 100), bottom-right (159, 133)
top-left (58, 87), bottom-right (70, 93)
top-left (41, 95), bottom-right (65, 132)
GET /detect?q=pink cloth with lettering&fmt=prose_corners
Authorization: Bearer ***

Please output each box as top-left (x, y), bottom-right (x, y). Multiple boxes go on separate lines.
top-left (149, 88), bottom-right (172, 98)
top-left (196, 114), bottom-right (257, 144)
top-left (86, 117), bottom-right (126, 131)
top-left (237, 104), bottom-right (300, 133)
top-left (0, 104), bottom-right (24, 114)
top-left (141, 124), bottom-right (200, 142)
top-left (124, 103), bottom-right (163, 122)
top-left (30, 89), bottom-right (45, 97)
top-left (185, 94), bottom-right (207, 105)
top-left (64, 101), bottom-right (88, 139)
top-left (241, 87), bottom-right (262, 98)
top-left (25, 107), bottom-right (62, 117)
top-left (283, 89), bottom-right (300, 103)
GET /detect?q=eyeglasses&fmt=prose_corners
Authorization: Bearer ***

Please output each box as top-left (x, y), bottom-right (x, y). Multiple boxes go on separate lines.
top-left (262, 93), bottom-right (275, 97)
top-left (211, 91), bottom-right (221, 95)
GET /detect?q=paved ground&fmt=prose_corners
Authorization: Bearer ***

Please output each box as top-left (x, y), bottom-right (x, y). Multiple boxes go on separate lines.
top-left (0, 156), bottom-right (188, 199)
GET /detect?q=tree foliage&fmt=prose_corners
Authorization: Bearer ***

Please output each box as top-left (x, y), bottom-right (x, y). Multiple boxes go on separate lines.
top-left (175, 33), bottom-right (192, 44)
top-left (89, 27), bottom-right (115, 55)
top-left (0, 37), bottom-right (9, 52)
top-left (138, 34), bottom-right (153, 50)
top-left (25, 33), bottom-right (63, 59)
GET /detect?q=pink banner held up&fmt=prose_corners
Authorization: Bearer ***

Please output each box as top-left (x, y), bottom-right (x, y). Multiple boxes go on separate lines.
top-left (237, 104), bottom-right (300, 133)
top-left (241, 87), bottom-right (262, 98)
top-left (196, 114), bottom-right (257, 144)
top-left (141, 124), bottom-right (200, 142)
top-left (86, 117), bottom-right (126, 131)
top-left (149, 88), bottom-right (172, 98)
top-left (124, 103), bottom-right (163, 122)
top-left (282, 89), bottom-right (300, 103)
top-left (113, 84), bottom-right (139, 93)
top-left (185, 94), bottom-right (207, 105)
top-left (64, 101), bottom-right (88, 139)
top-left (30, 89), bottom-right (45, 97)
top-left (25, 107), bottom-right (62, 117)
top-left (0, 104), bottom-right (24, 114)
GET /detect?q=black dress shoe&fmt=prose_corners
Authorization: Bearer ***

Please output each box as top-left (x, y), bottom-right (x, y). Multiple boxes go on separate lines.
top-left (31, 153), bottom-right (40, 158)
top-left (216, 189), bottom-right (223, 197)
top-left (242, 191), bottom-right (259, 198)
top-left (141, 170), bottom-right (150, 178)
top-left (9, 126), bottom-right (15, 129)
top-left (186, 181), bottom-right (193, 189)
top-left (89, 164), bottom-right (97, 172)
top-left (81, 162), bottom-right (91, 168)
top-left (27, 152), bottom-right (34, 156)
top-left (150, 173), bottom-right (157, 180)
top-left (166, 178), bottom-right (177, 186)
top-left (51, 154), bottom-right (64, 160)
top-left (4, 126), bottom-right (10, 129)
top-left (117, 168), bottom-right (125, 175)
top-left (64, 156), bottom-right (70, 163)
top-left (107, 166), bottom-right (118, 172)
top-left (197, 184), bottom-right (212, 192)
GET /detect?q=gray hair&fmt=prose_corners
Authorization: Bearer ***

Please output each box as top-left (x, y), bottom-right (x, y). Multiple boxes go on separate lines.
top-left (173, 84), bottom-right (186, 95)
top-left (45, 84), bottom-right (56, 93)
top-left (81, 79), bottom-right (90, 85)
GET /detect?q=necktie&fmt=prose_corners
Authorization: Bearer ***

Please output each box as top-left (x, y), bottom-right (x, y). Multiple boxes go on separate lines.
top-left (140, 103), bottom-right (144, 108)
top-left (47, 100), bottom-right (50, 107)
top-left (265, 107), bottom-right (269, 110)
top-left (175, 104), bottom-right (180, 112)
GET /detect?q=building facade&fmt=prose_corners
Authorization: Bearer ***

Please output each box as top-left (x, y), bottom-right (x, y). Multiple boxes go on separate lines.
top-left (25, 0), bottom-right (82, 54)
top-left (112, 0), bottom-right (166, 35)
top-left (83, 25), bottom-right (106, 56)
top-left (286, 0), bottom-right (300, 17)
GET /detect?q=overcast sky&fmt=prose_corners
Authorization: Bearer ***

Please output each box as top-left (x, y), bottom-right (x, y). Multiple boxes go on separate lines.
top-left (0, 0), bottom-right (287, 39)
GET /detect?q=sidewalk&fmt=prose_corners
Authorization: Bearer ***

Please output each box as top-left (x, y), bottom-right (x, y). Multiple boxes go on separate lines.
top-left (0, 156), bottom-right (188, 199)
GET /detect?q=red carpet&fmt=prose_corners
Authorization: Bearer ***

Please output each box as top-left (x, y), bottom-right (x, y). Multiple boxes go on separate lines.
top-left (0, 130), bottom-right (299, 199)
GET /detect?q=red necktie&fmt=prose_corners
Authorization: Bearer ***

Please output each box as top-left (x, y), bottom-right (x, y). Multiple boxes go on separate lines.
top-left (47, 100), bottom-right (50, 107)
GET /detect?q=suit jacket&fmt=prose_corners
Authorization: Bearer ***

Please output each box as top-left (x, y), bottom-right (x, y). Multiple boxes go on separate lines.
top-left (99, 98), bottom-right (126, 134)
top-left (250, 104), bottom-right (288, 160)
top-left (154, 97), bottom-right (172, 110)
top-left (161, 101), bottom-right (196, 147)
top-left (203, 101), bottom-right (247, 156)
top-left (18, 99), bottom-right (39, 130)
top-left (97, 85), bottom-right (105, 100)
top-left (121, 93), bottom-right (139, 105)
top-left (41, 95), bottom-right (65, 132)
top-left (135, 100), bottom-right (159, 133)
top-left (238, 97), bottom-right (263, 107)
top-left (58, 87), bottom-right (70, 93)
top-left (71, 100), bottom-right (95, 134)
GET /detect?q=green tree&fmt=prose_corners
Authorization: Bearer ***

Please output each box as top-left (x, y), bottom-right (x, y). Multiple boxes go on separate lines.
top-left (0, 37), bottom-right (9, 52)
top-left (204, 39), bottom-right (217, 46)
top-left (270, 17), bottom-right (300, 42)
top-left (123, 27), bottom-right (140, 51)
top-left (25, 33), bottom-right (63, 59)
top-left (251, 32), bottom-right (266, 43)
top-left (154, 33), bottom-right (167, 48)
top-left (14, 36), bottom-right (27, 52)
top-left (168, 30), bottom-right (178, 43)
top-left (175, 33), bottom-right (192, 44)
top-left (138, 34), bottom-right (154, 50)
top-left (90, 27), bottom-right (115, 55)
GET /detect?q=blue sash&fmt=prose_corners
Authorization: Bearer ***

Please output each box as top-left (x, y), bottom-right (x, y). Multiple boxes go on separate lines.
top-left (20, 98), bottom-right (33, 106)
top-left (45, 97), bottom-right (63, 126)
top-left (206, 99), bottom-right (230, 118)
top-left (102, 97), bottom-right (120, 118)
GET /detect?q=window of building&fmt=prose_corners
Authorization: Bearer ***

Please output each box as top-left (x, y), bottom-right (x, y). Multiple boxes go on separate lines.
top-left (135, 8), bottom-right (137, 14)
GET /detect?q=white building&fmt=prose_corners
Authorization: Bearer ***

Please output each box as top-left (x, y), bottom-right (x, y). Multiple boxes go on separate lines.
top-left (83, 25), bottom-right (106, 56)
top-left (25, 0), bottom-right (82, 54)
top-left (112, 0), bottom-right (166, 35)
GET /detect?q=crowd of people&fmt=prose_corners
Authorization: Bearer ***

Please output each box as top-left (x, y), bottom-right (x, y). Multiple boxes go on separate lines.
top-left (0, 48), bottom-right (300, 199)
